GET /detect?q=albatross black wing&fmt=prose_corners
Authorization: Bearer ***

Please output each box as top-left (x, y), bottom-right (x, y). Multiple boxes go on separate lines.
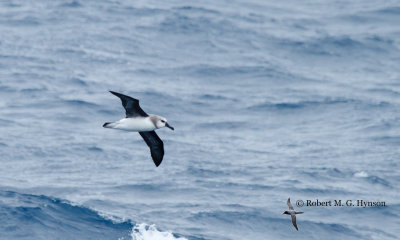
top-left (110, 91), bottom-right (148, 118)
top-left (139, 131), bottom-right (164, 167)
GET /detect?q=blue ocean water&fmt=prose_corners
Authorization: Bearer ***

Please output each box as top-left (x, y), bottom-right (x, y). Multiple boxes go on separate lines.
top-left (0, 0), bottom-right (400, 239)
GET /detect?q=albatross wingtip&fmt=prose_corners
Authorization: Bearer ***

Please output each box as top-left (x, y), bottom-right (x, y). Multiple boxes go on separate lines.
top-left (109, 90), bottom-right (119, 95)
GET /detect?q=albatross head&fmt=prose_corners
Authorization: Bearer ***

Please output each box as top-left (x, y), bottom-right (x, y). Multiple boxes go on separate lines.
top-left (154, 116), bottom-right (174, 130)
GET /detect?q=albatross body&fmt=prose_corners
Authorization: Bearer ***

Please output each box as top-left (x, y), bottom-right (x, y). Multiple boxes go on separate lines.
top-left (103, 91), bottom-right (174, 167)
top-left (104, 114), bottom-right (163, 132)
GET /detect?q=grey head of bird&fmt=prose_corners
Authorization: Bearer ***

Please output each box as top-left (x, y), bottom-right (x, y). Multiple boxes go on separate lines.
top-left (150, 115), bottom-right (174, 130)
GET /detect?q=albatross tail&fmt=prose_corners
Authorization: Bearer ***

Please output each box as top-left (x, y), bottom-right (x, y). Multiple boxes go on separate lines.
top-left (103, 122), bottom-right (117, 128)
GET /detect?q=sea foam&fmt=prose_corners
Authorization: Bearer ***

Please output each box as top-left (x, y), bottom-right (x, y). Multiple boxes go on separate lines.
top-left (129, 224), bottom-right (187, 240)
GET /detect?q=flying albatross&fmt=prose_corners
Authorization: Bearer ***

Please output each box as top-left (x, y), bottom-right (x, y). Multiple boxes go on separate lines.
top-left (103, 91), bottom-right (174, 167)
top-left (283, 198), bottom-right (304, 231)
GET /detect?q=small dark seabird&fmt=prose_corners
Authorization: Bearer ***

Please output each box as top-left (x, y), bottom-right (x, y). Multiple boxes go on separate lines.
top-left (103, 91), bottom-right (174, 167)
top-left (283, 198), bottom-right (304, 231)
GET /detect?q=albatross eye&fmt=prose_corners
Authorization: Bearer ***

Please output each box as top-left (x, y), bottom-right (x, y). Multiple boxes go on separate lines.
top-left (161, 120), bottom-right (165, 123)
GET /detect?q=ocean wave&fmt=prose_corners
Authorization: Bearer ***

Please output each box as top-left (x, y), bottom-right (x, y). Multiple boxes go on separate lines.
top-left (247, 98), bottom-right (354, 110)
top-left (0, 190), bottom-right (188, 240)
top-left (372, 135), bottom-right (400, 145)
top-left (130, 223), bottom-right (187, 240)
top-left (0, 190), bottom-right (132, 240)
top-left (0, 85), bottom-right (17, 93)
top-left (158, 12), bottom-right (232, 35)
top-left (187, 166), bottom-right (227, 178)
top-left (195, 121), bottom-right (246, 130)
top-left (301, 168), bottom-right (346, 179)
top-left (173, 6), bottom-right (220, 15)
top-left (63, 99), bottom-right (99, 107)
top-left (179, 64), bottom-right (286, 79)
top-left (372, 6), bottom-right (400, 15)
top-left (365, 175), bottom-right (392, 187)
top-left (0, 118), bottom-right (17, 126)
top-left (59, 1), bottom-right (82, 8)
top-left (87, 146), bottom-right (103, 152)
top-left (113, 183), bottom-right (169, 192)
top-left (198, 94), bottom-right (232, 101)
top-left (5, 16), bottom-right (41, 27)
top-left (69, 77), bottom-right (89, 86)
top-left (279, 34), bottom-right (394, 56)
top-left (277, 36), bottom-right (360, 56)
top-left (104, 4), bottom-right (167, 17)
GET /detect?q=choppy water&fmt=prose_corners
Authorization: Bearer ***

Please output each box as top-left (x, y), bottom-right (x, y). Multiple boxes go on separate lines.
top-left (1, 0), bottom-right (400, 239)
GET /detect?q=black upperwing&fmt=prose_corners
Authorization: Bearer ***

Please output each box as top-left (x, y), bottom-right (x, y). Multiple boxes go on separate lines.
top-left (139, 131), bottom-right (164, 167)
top-left (110, 91), bottom-right (148, 118)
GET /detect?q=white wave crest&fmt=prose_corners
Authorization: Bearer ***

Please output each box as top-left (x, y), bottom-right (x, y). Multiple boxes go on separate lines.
top-left (354, 171), bottom-right (368, 177)
top-left (129, 223), bottom-right (188, 240)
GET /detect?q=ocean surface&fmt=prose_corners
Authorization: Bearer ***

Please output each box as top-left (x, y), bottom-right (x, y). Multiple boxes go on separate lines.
top-left (1, 0), bottom-right (400, 239)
